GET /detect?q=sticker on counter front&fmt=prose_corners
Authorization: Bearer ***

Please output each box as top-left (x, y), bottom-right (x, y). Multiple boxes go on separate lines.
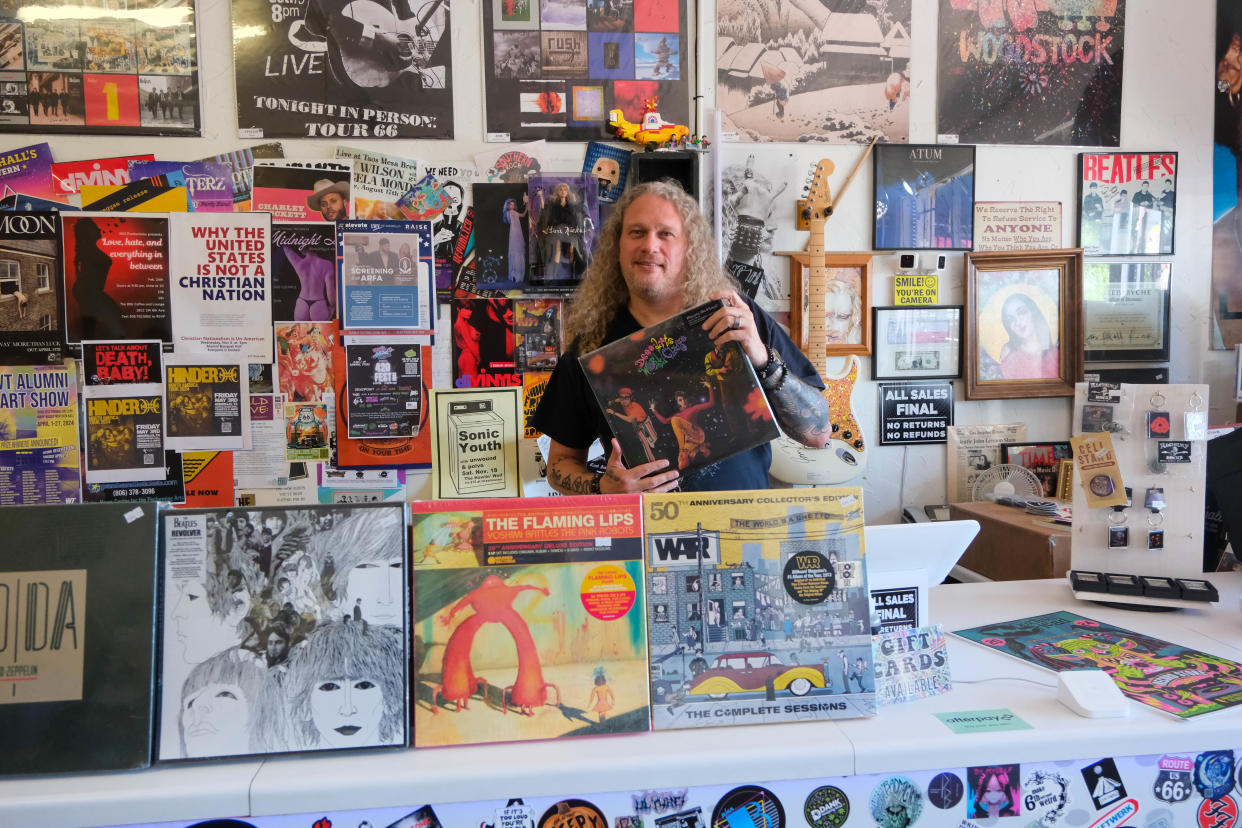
top-left (1070, 432), bottom-right (1128, 509)
top-left (935, 708), bottom-right (1033, 735)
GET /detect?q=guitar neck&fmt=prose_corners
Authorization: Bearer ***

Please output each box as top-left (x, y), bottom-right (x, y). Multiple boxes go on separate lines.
top-left (804, 217), bottom-right (828, 377)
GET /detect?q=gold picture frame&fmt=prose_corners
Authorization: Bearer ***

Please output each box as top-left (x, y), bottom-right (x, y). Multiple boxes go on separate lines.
top-left (788, 251), bottom-right (873, 358)
top-left (964, 248), bottom-right (1082, 400)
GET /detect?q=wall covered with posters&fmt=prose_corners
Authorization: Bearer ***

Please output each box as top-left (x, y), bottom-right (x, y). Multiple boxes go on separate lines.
top-left (0, 0), bottom-right (1225, 524)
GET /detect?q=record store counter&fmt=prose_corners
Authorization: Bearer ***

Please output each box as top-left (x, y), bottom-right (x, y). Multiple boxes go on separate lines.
top-left (5, 574), bottom-right (1242, 828)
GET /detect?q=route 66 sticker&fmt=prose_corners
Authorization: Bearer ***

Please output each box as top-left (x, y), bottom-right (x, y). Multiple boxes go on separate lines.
top-left (1153, 769), bottom-right (1192, 803)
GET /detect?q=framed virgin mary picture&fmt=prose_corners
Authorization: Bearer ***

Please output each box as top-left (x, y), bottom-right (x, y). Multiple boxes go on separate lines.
top-left (964, 249), bottom-right (1082, 400)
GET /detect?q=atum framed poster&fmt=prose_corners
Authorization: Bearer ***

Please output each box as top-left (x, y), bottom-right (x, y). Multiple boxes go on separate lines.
top-left (874, 144), bottom-right (975, 251)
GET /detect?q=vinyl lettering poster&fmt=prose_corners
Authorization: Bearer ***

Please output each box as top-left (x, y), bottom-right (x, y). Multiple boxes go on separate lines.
top-left (169, 213), bottom-right (274, 361)
top-left (231, 0), bottom-right (454, 138)
top-left (482, 0), bottom-right (689, 141)
top-left (60, 213), bottom-right (171, 344)
top-left (937, 0), bottom-right (1124, 146)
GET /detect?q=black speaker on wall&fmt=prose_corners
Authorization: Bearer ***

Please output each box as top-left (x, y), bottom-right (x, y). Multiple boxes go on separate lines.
top-left (632, 151), bottom-right (700, 202)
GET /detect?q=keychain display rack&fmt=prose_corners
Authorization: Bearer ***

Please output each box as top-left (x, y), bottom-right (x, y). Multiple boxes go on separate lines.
top-left (1069, 382), bottom-right (1219, 608)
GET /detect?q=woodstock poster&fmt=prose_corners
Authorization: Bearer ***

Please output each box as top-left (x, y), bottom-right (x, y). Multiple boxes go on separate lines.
top-left (716, 0), bottom-right (910, 142)
top-left (937, 0), bottom-right (1125, 146)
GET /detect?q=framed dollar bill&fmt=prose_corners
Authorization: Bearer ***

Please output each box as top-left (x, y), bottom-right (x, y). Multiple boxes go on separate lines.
top-left (1082, 261), bottom-right (1171, 362)
top-left (871, 305), bottom-right (963, 380)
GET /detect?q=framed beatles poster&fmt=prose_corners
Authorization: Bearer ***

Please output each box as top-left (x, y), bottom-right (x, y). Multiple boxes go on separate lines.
top-left (871, 305), bottom-right (962, 380)
top-left (0, 1), bottom-right (201, 135)
top-left (1082, 261), bottom-right (1171, 362)
top-left (964, 249), bottom-right (1082, 401)
top-left (482, 0), bottom-right (690, 141)
top-left (1077, 152), bottom-right (1177, 256)
top-left (874, 144), bottom-right (975, 251)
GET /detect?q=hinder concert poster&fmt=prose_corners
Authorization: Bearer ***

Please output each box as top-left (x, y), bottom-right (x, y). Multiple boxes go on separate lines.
top-left (231, 0), bottom-right (454, 139)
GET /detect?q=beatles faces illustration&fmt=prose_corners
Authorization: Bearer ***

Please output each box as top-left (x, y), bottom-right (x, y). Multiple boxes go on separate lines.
top-left (168, 507), bottom-right (405, 758)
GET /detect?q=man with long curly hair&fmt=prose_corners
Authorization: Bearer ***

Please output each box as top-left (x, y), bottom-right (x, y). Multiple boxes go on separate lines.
top-left (532, 181), bottom-right (835, 493)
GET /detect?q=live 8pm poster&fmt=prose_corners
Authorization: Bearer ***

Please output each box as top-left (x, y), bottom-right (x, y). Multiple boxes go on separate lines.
top-left (936, 0), bottom-right (1124, 146)
top-left (231, 0), bottom-right (454, 138)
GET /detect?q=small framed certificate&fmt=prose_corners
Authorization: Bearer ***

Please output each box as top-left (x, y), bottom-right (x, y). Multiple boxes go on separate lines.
top-left (1082, 261), bottom-right (1171, 362)
top-left (871, 305), bottom-right (963, 380)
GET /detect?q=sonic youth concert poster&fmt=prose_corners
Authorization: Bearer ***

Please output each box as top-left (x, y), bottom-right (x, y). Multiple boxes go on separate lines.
top-left (231, 0), bottom-right (453, 138)
top-left (483, 0), bottom-right (689, 141)
top-left (0, 361), bottom-right (80, 504)
top-left (937, 0), bottom-right (1124, 146)
top-left (61, 213), bottom-right (171, 345)
top-left (0, 2), bottom-right (202, 136)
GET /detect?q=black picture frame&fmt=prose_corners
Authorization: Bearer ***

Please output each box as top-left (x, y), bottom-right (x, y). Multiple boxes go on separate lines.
top-left (1082, 261), bottom-right (1172, 362)
top-left (871, 305), bottom-right (963, 380)
top-left (1076, 152), bottom-right (1177, 256)
top-left (873, 144), bottom-right (976, 251)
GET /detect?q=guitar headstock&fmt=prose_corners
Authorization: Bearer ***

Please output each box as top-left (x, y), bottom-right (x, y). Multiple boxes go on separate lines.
top-left (802, 159), bottom-right (835, 224)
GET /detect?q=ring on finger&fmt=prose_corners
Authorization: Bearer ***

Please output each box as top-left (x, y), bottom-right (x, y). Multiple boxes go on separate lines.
top-left (731, 315), bottom-right (741, 330)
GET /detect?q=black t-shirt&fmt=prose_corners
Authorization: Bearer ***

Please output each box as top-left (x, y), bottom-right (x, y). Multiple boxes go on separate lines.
top-left (532, 295), bottom-right (822, 491)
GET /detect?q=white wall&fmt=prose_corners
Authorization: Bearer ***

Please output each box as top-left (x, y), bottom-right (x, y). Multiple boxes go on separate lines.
top-left (16, 0), bottom-right (1229, 522)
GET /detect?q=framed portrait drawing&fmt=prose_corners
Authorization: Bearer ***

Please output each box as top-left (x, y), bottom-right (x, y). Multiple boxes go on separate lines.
top-left (873, 144), bottom-right (976, 251)
top-left (871, 306), bottom-right (962, 380)
top-left (1082, 261), bottom-right (1171, 362)
top-left (1077, 152), bottom-right (1177, 256)
top-left (964, 249), bottom-right (1082, 400)
top-left (788, 252), bottom-right (872, 357)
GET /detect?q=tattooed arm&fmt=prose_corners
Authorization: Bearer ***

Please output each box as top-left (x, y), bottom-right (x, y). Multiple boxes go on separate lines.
top-left (545, 438), bottom-right (679, 495)
top-left (764, 367), bottom-right (834, 448)
top-left (702, 289), bottom-right (833, 450)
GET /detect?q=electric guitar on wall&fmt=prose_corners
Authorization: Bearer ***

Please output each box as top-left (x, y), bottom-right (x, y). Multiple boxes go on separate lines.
top-left (770, 155), bottom-right (872, 485)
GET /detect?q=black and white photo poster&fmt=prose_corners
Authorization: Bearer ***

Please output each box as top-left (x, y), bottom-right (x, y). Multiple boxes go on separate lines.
top-left (232, 0), bottom-right (454, 138)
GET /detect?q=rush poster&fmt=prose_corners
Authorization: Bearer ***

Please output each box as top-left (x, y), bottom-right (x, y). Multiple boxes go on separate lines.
top-left (482, 0), bottom-right (689, 141)
top-left (937, 0), bottom-right (1124, 146)
top-left (231, 0), bottom-right (454, 138)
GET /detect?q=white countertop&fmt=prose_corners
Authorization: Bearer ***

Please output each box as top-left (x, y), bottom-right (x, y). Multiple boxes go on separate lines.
top-left (4, 573), bottom-right (1240, 826)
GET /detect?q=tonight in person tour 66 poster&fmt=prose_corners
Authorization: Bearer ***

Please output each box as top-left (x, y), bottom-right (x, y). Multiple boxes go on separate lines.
top-left (231, 0), bottom-right (454, 138)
